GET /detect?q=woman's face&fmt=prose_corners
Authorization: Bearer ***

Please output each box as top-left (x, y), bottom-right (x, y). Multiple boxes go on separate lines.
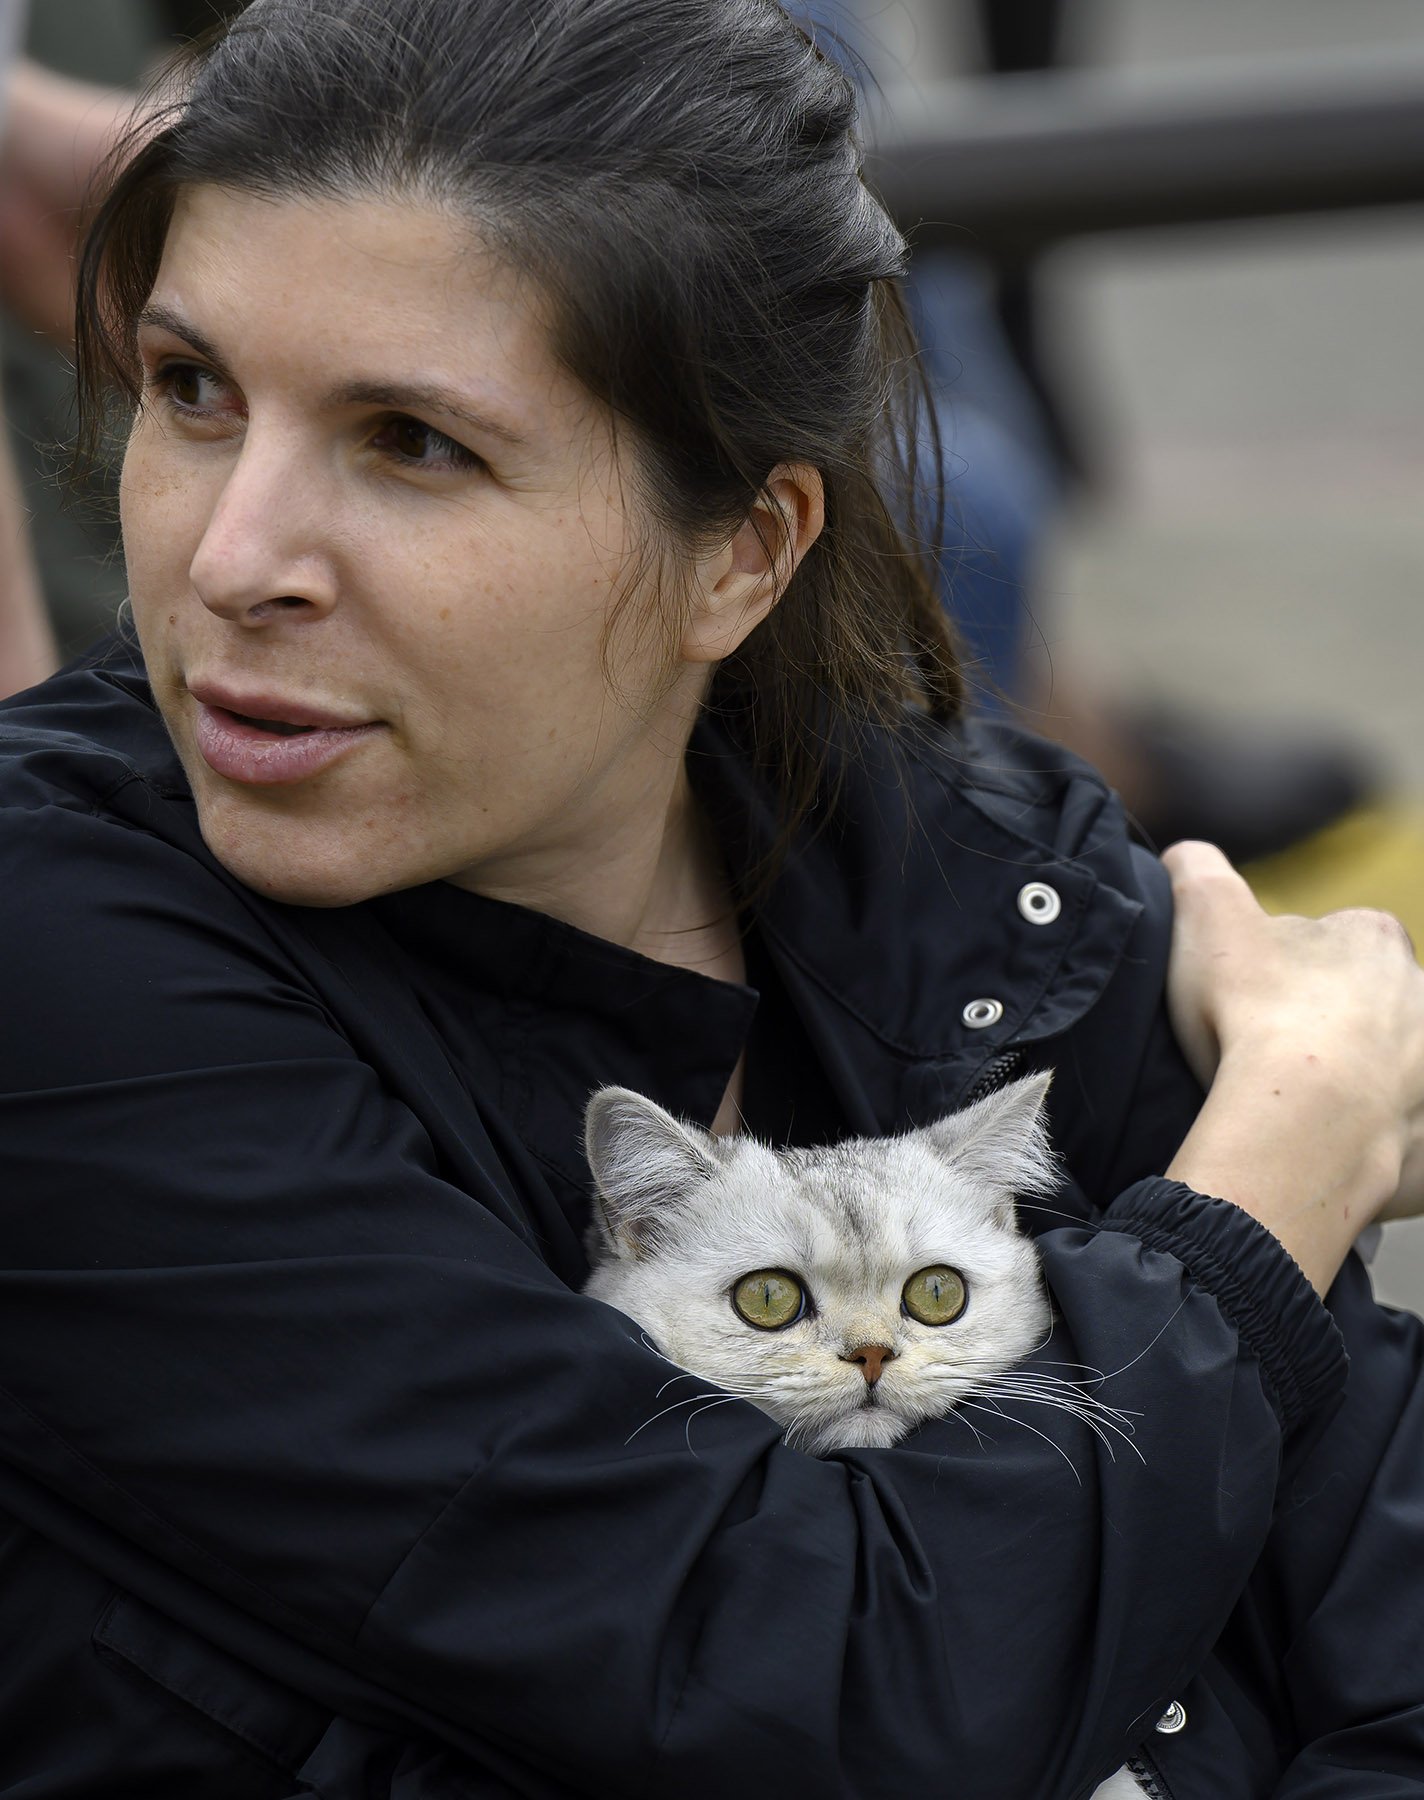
top-left (122, 185), bottom-right (717, 908)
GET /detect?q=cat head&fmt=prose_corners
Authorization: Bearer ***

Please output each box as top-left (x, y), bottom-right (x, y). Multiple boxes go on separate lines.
top-left (583, 1074), bottom-right (1056, 1454)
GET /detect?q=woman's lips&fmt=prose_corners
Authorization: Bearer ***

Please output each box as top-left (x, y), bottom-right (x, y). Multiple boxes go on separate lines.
top-left (193, 702), bottom-right (383, 786)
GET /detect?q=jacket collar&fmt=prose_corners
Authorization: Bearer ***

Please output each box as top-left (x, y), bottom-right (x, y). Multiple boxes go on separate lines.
top-left (691, 707), bottom-right (1145, 1133)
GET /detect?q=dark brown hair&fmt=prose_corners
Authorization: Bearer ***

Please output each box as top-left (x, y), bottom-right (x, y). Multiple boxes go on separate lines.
top-left (76, 0), bottom-right (961, 858)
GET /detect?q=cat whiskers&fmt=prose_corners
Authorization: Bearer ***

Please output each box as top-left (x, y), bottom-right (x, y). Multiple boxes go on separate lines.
top-left (932, 1402), bottom-right (993, 1453)
top-left (935, 1295), bottom-right (1199, 1477)
top-left (635, 1330), bottom-right (679, 1365)
top-left (950, 1348), bottom-right (1144, 1420)
top-left (978, 1292), bottom-right (1195, 1452)
top-left (624, 1380), bottom-right (763, 1451)
top-left (957, 1396), bottom-right (1090, 1483)
top-left (654, 1368), bottom-right (716, 1399)
top-left (677, 1394), bottom-right (749, 1455)
top-left (929, 1358), bottom-right (1144, 1476)
top-left (780, 1409), bottom-right (819, 1453)
top-left (1014, 1199), bottom-right (1103, 1228)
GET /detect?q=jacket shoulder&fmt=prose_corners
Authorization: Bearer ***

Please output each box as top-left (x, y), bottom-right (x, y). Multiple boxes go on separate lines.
top-left (0, 650), bottom-right (338, 1099)
top-left (905, 706), bottom-right (1146, 881)
top-left (0, 638), bottom-right (186, 816)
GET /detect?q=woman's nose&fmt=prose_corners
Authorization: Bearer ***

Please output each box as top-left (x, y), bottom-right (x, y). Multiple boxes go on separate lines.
top-left (187, 436), bottom-right (339, 626)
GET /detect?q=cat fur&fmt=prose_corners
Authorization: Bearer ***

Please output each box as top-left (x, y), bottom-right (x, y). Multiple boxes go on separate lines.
top-left (583, 1073), bottom-right (1057, 1455)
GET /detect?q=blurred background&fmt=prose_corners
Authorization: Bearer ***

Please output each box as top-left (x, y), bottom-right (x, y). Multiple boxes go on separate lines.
top-left (856, 0), bottom-right (1424, 1310)
top-left (873, 0), bottom-right (1424, 794)
top-left (3, 0), bottom-right (1423, 1306)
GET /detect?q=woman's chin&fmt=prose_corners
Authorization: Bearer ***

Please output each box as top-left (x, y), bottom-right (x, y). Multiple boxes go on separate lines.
top-left (213, 851), bottom-right (384, 909)
top-left (194, 801), bottom-right (412, 909)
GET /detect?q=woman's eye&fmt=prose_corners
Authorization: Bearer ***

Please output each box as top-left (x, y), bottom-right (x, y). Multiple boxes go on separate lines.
top-left (731, 1270), bottom-right (806, 1331)
top-left (370, 416), bottom-right (481, 471)
top-left (901, 1265), bottom-right (967, 1326)
top-left (154, 363), bottom-right (228, 412)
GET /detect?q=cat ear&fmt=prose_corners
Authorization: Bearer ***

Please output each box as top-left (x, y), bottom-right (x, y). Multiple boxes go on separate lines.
top-left (917, 1071), bottom-right (1058, 1223)
top-left (584, 1086), bottom-right (724, 1259)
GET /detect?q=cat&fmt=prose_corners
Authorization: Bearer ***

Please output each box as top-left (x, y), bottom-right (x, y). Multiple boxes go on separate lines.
top-left (582, 1071), bottom-right (1063, 1455)
top-left (583, 1073), bottom-right (1151, 1794)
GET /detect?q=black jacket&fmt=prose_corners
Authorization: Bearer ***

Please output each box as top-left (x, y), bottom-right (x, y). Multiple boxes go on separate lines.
top-left (0, 642), bottom-right (1419, 1799)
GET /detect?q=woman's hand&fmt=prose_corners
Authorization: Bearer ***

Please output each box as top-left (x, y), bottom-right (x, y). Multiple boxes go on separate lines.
top-left (1162, 840), bottom-right (1424, 1291)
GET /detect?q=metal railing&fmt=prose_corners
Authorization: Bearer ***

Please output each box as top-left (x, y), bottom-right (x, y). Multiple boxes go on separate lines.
top-left (865, 46), bottom-right (1424, 259)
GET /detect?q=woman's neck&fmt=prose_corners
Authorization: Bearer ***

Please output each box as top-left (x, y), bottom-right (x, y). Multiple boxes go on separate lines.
top-left (628, 776), bottom-right (745, 984)
top-left (451, 759), bottom-right (745, 985)
top-left (453, 750), bottom-right (751, 1134)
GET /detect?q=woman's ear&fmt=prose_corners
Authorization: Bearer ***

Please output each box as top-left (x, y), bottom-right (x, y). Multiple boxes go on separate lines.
top-left (680, 462), bottom-right (825, 665)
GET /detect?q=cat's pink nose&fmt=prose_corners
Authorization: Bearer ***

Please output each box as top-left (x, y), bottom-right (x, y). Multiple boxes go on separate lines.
top-left (844, 1343), bottom-right (896, 1385)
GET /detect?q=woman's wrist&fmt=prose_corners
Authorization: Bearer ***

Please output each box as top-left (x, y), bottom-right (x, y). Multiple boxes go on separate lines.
top-left (1165, 1048), bottom-right (1400, 1295)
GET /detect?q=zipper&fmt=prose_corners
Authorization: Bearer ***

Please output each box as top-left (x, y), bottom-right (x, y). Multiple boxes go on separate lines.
top-left (960, 1047), bottom-right (1023, 1106)
top-left (1123, 1751), bottom-right (1173, 1799)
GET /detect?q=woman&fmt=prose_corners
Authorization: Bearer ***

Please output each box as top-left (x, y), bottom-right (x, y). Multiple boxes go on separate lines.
top-left (0, 2), bottom-right (1422, 1793)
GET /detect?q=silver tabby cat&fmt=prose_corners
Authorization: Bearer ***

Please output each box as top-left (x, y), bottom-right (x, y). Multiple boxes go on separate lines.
top-left (583, 1074), bottom-right (1149, 1796)
top-left (583, 1072), bottom-right (1057, 1455)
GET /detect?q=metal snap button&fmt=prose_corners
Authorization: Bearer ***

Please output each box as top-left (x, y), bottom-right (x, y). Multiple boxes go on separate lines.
top-left (1017, 881), bottom-right (1062, 925)
top-left (961, 998), bottom-right (1004, 1029)
top-left (1154, 1700), bottom-right (1187, 1735)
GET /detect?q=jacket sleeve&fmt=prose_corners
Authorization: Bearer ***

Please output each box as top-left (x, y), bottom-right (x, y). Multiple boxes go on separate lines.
top-left (0, 800), bottom-right (1347, 1800)
top-left (1262, 1256), bottom-right (1424, 1795)
top-left (1050, 837), bottom-right (1424, 1793)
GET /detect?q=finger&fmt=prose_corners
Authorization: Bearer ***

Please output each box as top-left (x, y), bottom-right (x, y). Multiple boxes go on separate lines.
top-left (1161, 839), bottom-right (1235, 879)
top-left (1161, 840), bottom-right (1261, 921)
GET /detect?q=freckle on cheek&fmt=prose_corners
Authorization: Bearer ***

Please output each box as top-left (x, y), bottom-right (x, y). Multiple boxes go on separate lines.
top-left (439, 607), bottom-right (451, 621)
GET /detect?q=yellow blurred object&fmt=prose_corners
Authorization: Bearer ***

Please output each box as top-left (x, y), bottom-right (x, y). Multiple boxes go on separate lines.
top-left (1243, 806), bottom-right (1424, 952)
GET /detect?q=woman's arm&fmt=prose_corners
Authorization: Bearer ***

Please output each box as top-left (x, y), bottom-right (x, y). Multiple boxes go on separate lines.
top-left (0, 787), bottom-right (1343, 1799)
top-left (0, 401), bottom-right (54, 699)
top-left (0, 59), bottom-right (134, 343)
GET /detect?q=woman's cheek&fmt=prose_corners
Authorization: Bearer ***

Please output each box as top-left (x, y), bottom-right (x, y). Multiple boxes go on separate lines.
top-left (122, 442), bottom-right (216, 610)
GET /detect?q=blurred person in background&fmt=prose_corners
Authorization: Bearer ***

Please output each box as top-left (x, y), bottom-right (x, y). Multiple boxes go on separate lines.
top-left (0, 0), bottom-right (201, 695)
top-left (0, 0), bottom-right (56, 698)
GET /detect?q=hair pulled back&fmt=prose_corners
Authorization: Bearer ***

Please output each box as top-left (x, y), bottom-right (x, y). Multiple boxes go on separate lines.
top-left (77, 0), bottom-right (962, 859)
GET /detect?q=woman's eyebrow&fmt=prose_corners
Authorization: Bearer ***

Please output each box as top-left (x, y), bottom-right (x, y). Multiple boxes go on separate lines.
top-left (136, 304), bottom-right (530, 450)
top-left (136, 302), bottom-right (230, 374)
top-left (331, 378), bottom-right (531, 448)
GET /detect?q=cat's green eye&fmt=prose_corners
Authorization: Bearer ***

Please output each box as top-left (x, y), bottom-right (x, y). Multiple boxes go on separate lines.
top-left (731, 1270), bottom-right (806, 1331)
top-left (901, 1265), bottom-right (967, 1326)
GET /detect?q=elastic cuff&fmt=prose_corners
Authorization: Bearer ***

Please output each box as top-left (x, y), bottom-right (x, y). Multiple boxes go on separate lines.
top-left (1100, 1177), bottom-right (1348, 1436)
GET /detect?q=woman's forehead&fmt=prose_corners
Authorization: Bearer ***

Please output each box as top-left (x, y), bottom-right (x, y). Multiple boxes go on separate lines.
top-left (147, 184), bottom-right (585, 443)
